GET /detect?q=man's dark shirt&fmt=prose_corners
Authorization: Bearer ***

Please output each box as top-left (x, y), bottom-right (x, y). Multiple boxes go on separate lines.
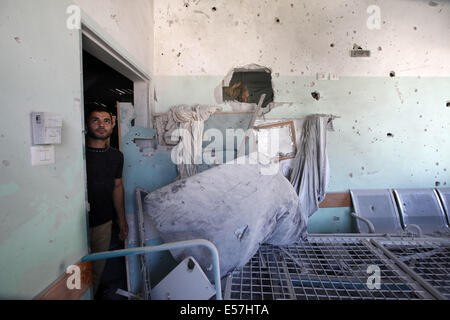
top-left (86, 146), bottom-right (124, 227)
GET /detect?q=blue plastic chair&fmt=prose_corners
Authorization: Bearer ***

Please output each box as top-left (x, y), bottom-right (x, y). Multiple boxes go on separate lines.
top-left (435, 188), bottom-right (450, 227)
top-left (350, 189), bottom-right (403, 234)
top-left (393, 188), bottom-right (449, 235)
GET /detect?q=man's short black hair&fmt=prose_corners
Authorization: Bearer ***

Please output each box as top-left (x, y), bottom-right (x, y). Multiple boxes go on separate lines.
top-left (85, 105), bottom-right (114, 123)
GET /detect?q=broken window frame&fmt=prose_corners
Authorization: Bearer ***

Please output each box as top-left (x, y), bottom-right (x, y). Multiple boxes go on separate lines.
top-left (254, 121), bottom-right (297, 161)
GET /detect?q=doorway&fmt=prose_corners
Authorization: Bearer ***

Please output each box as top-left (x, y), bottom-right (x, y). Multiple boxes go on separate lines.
top-left (80, 22), bottom-right (151, 300)
top-left (83, 50), bottom-right (134, 149)
top-left (82, 49), bottom-right (133, 300)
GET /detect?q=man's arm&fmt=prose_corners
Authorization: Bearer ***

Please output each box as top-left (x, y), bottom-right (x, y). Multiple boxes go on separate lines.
top-left (113, 178), bottom-right (128, 241)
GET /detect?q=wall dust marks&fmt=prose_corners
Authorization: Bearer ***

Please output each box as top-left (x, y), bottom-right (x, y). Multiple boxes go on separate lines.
top-left (154, 0), bottom-right (450, 77)
top-left (153, 0), bottom-right (450, 193)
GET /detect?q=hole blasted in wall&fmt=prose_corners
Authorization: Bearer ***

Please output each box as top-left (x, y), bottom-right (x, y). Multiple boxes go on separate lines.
top-left (311, 91), bottom-right (321, 101)
top-left (218, 64), bottom-right (274, 112)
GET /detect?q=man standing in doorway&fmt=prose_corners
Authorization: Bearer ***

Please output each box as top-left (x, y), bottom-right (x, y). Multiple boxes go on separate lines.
top-left (85, 106), bottom-right (129, 296)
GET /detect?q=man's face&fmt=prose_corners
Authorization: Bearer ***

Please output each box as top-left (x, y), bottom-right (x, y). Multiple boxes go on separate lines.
top-left (86, 111), bottom-right (114, 140)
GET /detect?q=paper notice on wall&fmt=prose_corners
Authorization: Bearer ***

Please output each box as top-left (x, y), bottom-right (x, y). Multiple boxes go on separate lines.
top-left (31, 145), bottom-right (55, 166)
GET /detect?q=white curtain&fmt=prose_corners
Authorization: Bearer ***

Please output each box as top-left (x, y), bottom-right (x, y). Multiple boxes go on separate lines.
top-left (165, 105), bottom-right (221, 179)
top-left (289, 114), bottom-right (334, 238)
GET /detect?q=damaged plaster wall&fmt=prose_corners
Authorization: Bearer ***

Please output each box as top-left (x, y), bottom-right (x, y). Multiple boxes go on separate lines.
top-left (154, 0), bottom-right (450, 77)
top-left (152, 0), bottom-right (450, 189)
top-left (152, 0), bottom-right (450, 233)
top-left (119, 103), bottom-right (178, 291)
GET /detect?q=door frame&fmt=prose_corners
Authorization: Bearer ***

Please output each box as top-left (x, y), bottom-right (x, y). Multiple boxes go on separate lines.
top-left (80, 14), bottom-right (152, 128)
top-left (78, 12), bottom-right (152, 298)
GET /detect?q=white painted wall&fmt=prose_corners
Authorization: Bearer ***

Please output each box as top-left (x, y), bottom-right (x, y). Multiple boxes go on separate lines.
top-left (154, 0), bottom-right (450, 77)
top-left (75, 0), bottom-right (154, 74)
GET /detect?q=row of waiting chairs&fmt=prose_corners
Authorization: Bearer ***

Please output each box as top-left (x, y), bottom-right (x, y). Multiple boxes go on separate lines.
top-left (350, 188), bottom-right (450, 236)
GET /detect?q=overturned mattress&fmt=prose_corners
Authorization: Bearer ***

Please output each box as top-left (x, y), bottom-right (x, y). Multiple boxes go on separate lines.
top-left (144, 157), bottom-right (305, 281)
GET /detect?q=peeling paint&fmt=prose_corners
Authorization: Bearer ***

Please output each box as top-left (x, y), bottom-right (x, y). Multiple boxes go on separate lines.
top-left (120, 103), bottom-right (178, 216)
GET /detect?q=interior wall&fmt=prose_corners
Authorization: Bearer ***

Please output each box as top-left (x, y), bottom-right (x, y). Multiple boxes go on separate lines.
top-left (152, 0), bottom-right (450, 189)
top-left (0, 0), bottom-right (88, 298)
top-left (0, 0), bottom-right (154, 299)
top-left (152, 0), bottom-right (450, 232)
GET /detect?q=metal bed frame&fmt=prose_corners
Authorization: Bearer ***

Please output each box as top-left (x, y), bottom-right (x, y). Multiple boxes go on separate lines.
top-left (224, 234), bottom-right (450, 300)
top-left (82, 233), bottom-right (449, 300)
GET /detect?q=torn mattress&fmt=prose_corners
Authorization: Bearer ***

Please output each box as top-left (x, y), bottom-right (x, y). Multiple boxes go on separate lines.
top-left (143, 157), bottom-right (304, 282)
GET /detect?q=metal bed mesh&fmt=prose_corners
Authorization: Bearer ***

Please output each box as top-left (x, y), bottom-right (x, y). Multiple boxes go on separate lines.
top-left (379, 240), bottom-right (450, 299)
top-left (224, 236), bottom-right (449, 300)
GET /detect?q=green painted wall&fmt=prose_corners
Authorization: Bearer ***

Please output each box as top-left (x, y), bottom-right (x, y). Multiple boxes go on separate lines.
top-left (154, 75), bottom-right (450, 233)
top-left (0, 0), bottom-right (89, 298)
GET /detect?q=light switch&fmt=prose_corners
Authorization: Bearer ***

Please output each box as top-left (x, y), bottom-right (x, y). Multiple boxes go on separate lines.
top-left (31, 146), bottom-right (55, 166)
top-left (329, 73), bottom-right (339, 81)
top-left (316, 73), bottom-right (327, 81)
